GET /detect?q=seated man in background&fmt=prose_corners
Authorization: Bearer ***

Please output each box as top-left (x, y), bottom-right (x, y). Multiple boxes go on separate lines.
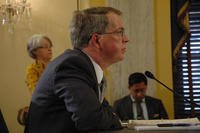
top-left (113, 72), bottom-right (168, 120)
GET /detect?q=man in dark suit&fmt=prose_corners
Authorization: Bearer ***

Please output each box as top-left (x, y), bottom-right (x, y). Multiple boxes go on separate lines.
top-left (113, 72), bottom-right (168, 121)
top-left (26, 7), bottom-right (129, 133)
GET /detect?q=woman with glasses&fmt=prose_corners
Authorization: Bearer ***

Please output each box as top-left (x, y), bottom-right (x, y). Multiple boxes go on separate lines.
top-left (18, 34), bottom-right (53, 127)
top-left (26, 34), bottom-right (53, 95)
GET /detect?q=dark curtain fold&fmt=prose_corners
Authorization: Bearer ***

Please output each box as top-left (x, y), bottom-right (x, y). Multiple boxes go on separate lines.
top-left (172, 0), bottom-right (190, 59)
top-left (171, 0), bottom-right (195, 119)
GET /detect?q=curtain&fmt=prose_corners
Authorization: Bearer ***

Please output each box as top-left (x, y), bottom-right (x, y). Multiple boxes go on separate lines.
top-left (171, 0), bottom-right (196, 118)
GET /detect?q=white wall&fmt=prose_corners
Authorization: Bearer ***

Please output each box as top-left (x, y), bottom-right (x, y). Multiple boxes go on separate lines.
top-left (0, 0), bottom-right (77, 132)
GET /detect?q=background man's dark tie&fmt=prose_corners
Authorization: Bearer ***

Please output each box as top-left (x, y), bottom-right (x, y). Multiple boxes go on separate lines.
top-left (136, 100), bottom-right (144, 120)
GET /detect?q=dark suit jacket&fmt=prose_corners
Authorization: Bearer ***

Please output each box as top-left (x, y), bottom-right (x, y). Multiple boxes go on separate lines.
top-left (113, 95), bottom-right (168, 120)
top-left (27, 49), bottom-right (121, 133)
top-left (0, 109), bottom-right (9, 133)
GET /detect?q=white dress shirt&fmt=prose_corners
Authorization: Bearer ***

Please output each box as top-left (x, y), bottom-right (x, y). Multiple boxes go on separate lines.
top-left (130, 95), bottom-right (149, 120)
top-left (85, 54), bottom-right (105, 103)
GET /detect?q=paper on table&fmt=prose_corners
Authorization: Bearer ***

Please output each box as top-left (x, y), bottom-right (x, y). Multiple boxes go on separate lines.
top-left (127, 117), bottom-right (200, 130)
top-left (128, 117), bottom-right (199, 126)
top-left (133, 125), bottom-right (200, 131)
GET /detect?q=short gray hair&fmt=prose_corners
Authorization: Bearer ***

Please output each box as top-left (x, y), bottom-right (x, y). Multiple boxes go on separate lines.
top-left (69, 7), bottom-right (122, 49)
top-left (27, 34), bottom-right (52, 59)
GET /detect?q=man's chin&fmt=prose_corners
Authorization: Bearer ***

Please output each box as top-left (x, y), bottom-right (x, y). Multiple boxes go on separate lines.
top-left (119, 55), bottom-right (125, 60)
top-left (135, 97), bottom-right (144, 101)
top-left (111, 56), bottom-right (125, 64)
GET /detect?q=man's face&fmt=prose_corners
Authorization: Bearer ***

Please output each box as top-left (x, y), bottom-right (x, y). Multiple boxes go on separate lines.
top-left (129, 82), bottom-right (147, 101)
top-left (98, 12), bottom-right (129, 65)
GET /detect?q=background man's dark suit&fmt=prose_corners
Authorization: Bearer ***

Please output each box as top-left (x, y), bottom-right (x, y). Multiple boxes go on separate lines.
top-left (27, 49), bottom-right (121, 133)
top-left (113, 95), bottom-right (168, 120)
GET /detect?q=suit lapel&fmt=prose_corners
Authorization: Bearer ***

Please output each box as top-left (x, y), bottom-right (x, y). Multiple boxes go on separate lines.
top-left (145, 96), bottom-right (154, 119)
top-left (126, 96), bottom-right (134, 119)
top-left (75, 49), bottom-right (99, 97)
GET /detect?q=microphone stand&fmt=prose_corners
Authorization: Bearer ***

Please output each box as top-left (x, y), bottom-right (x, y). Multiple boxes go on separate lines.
top-left (145, 71), bottom-right (200, 111)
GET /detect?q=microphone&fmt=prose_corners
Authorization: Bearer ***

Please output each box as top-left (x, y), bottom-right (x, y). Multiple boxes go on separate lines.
top-left (145, 71), bottom-right (155, 79)
top-left (144, 71), bottom-right (200, 108)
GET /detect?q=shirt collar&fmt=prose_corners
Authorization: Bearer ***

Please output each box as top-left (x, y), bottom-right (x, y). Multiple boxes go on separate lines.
top-left (84, 53), bottom-right (103, 84)
top-left (130, 95), bottom-right (145, 102)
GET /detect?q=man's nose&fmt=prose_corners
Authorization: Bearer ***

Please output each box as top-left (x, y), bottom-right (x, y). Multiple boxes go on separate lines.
top-left (136, 92), bottom-right (143, 97)
top-left (123, 35), bottom-right (129, 43)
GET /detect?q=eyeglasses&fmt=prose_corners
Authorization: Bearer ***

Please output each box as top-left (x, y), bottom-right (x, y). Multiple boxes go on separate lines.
top-left (100, 28), bottom-right (125, 38)
top-left (38, 45), bottom-right (52, 49)
top-left (134, 89), bottom-right (145, 93)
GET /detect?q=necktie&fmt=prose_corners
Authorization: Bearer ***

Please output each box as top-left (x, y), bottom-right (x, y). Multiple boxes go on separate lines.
top-left (99, 79), bottom-right (106, 103)
top-left (136, 100), bottom-right (144, 120)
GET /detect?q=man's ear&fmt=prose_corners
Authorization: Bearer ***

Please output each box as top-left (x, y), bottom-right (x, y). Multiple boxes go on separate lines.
top-left (90, 34), bottom-right (100, 46)
top-left (95, 35), bottom-right (100, 44)
top-left (128, 85), bottom-right (131, 90)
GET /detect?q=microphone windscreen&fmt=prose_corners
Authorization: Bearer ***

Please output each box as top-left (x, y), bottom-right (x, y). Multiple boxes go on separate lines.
top-left (145, 71), bottom-right (155, 79)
